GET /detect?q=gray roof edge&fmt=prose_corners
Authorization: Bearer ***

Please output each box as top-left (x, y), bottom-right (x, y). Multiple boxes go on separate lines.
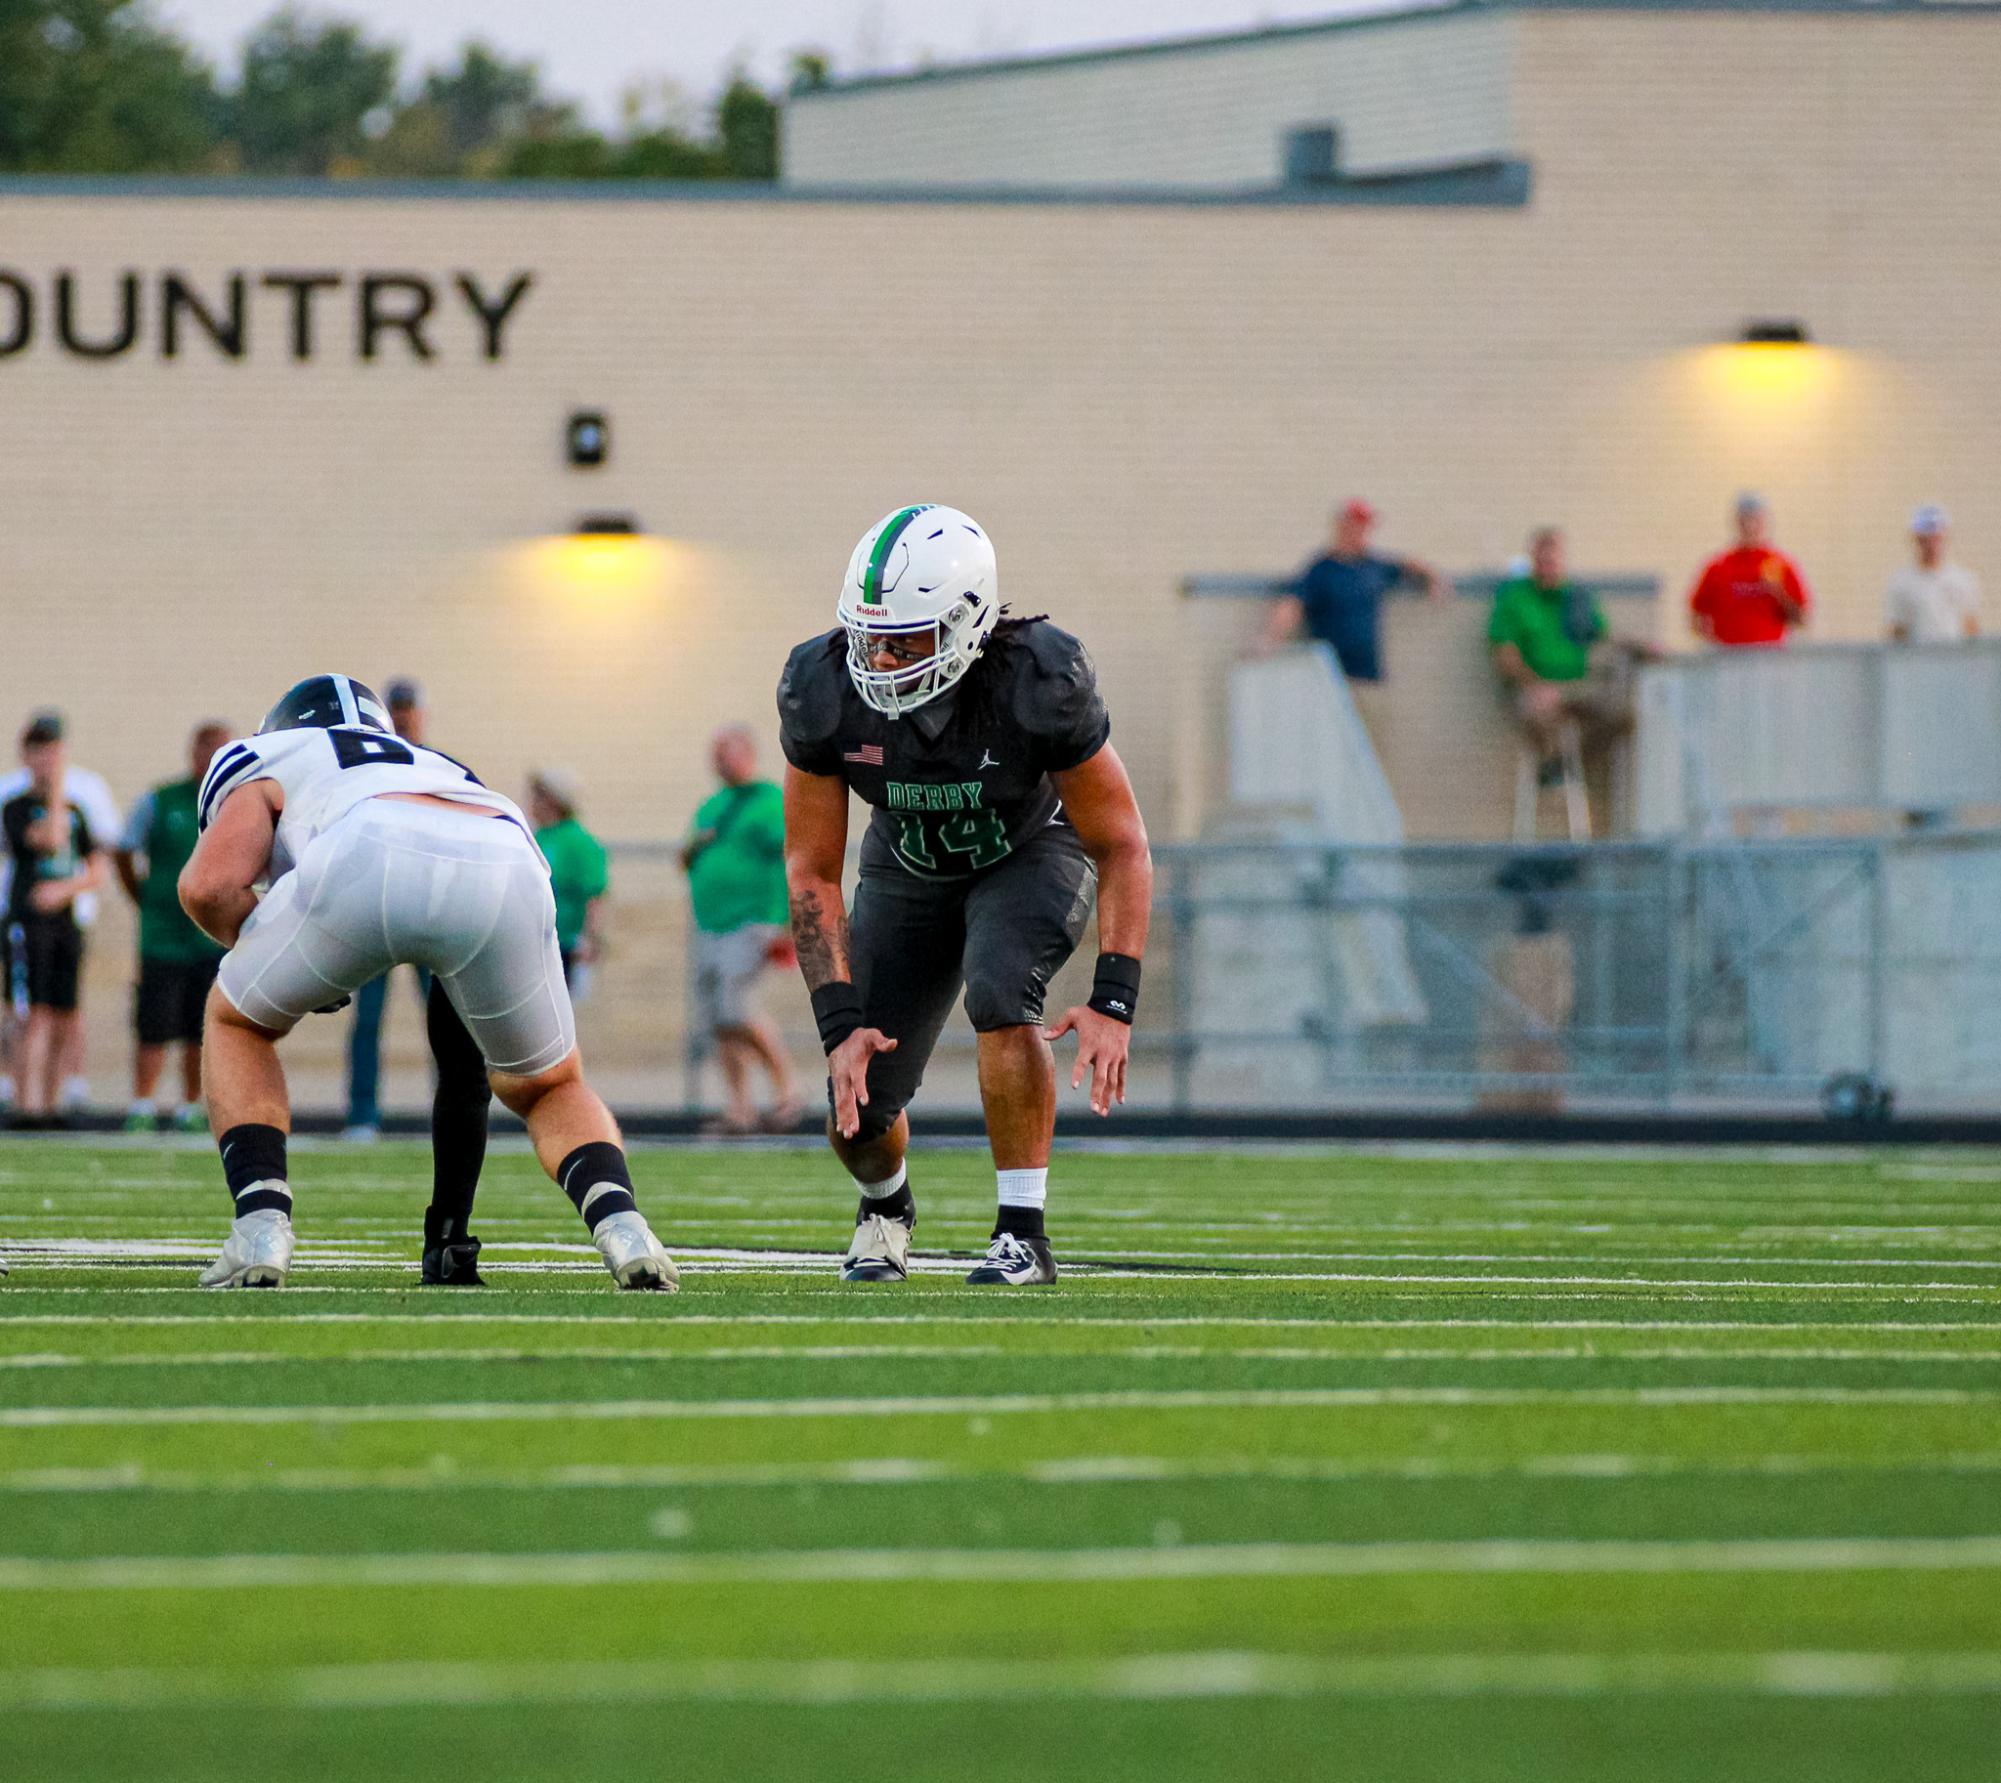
top-left (793, 0), bottom-right (2001, 99)
top-left (0, 160), bottom-right (1531, 209)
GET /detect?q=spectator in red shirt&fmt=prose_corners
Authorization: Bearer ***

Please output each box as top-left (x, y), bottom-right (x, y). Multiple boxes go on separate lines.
top-left (1689, 494), bottom-right (1811, 647)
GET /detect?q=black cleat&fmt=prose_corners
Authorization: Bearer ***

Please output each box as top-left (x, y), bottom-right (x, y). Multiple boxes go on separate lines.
top-left (966, 1232), bottom-right (1058, 1286)
top-left (421, 1210), bottom-right (486, 1286)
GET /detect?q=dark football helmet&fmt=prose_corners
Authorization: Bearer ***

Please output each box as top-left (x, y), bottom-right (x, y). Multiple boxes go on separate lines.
top-left (258, 675), bottom-right (393, 736)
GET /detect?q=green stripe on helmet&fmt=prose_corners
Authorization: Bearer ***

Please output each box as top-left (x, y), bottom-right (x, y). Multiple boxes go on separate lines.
top-left (862, 505), bottom-right (931, 602)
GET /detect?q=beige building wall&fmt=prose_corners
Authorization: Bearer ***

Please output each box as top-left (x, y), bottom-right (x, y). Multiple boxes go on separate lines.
top-left (1, 9), bottom-right (1996, 1098)
top-left (784, 9), bottom-right (1515, 188)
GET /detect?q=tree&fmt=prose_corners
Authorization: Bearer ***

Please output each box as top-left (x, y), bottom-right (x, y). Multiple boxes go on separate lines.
top-left (0, 0), bottom-right (224, 173)
top-left (715, 73), bottom-right (777, 180)
top-left (420, 41), bottom-right (541, 164)
top-left (788, 50), bottom-right (832, 95)
top-left (228, 6), bottom-right (397, 176)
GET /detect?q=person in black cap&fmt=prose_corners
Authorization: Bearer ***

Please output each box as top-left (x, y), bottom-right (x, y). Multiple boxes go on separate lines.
top-left (3, 713), bottom-right (107, 1126)
top-left (342, 677), bottom-right (428, 1140)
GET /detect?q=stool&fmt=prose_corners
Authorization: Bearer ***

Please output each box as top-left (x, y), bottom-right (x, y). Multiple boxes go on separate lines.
top-left (1514, 719), bottom-right (1591, 841)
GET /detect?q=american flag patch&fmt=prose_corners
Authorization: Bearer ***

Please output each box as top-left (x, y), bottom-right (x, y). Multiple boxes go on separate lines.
top-left (843, 743), bottom-right (885, 767)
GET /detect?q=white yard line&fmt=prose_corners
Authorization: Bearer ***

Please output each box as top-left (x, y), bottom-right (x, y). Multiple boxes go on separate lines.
top-left (2, 1385), bottom-right (1993, 1430)
top-left (7, 1451), bottom-right (2001, 1496)
top-left (8, 1536), bottom-right (2001, 1593)
top-left (7, 1251), bottom-right (2001, 1290)
top-left (8, 1648), bottom-right (2001, 1710)
top-left (2, 1344), bottom-right (1997, 1371)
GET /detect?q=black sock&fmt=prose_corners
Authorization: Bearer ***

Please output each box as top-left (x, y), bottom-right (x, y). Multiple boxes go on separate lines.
top-left (558, 1141), bottom-right (638, 1232)
top-left (426, 982), bottom-right (490, 1234)
top-left (217, 1123), bottom-right (291, 1218)
top-left (994, 1204), bottom-right (1045, 1241)
top-left (855, 1182), bottom-right (916, 1228)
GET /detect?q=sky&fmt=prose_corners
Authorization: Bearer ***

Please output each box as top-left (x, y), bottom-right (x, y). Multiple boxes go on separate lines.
top-left (156, 0), bottom-right (1389, 124)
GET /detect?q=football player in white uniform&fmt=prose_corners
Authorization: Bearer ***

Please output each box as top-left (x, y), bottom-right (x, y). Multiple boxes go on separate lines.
top-left (178, 674), bottom-right (677, 1291)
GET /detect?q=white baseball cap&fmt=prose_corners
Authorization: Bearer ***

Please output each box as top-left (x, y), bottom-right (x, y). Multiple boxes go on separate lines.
top-left (1911, 504), bottom-right (1949, 537)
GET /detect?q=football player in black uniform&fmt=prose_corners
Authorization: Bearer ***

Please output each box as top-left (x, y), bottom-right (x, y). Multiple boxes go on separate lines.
top-left (779, 504), bottom-right (1152, 1285)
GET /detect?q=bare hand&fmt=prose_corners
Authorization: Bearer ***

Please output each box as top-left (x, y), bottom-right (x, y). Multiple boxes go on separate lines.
top-left (828, 1027), bottom-right (898, 1139)
top-left (28, 881), bottom-right (71, 915)
top-left (1044, 1007), bottom-right (1131, 1116)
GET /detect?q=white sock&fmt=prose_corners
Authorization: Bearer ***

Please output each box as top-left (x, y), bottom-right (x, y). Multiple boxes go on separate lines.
top-left (129, 1098), bottom-right (157, 1118)
top-left (996, 1167), bottom-right (1048, 1211)
top-left (859, 1163), bottom-right (908, 1200)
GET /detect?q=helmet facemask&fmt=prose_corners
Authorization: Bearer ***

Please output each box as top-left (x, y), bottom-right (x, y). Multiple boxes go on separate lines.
top-left (843, 596), bottom-right (995, 718)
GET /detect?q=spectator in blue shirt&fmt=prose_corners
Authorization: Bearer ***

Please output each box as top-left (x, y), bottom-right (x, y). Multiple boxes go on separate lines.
top-left (1256, 498), bottom-right (1447, 678)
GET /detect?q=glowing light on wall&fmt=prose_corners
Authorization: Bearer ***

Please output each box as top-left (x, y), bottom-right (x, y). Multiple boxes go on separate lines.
top-left (516, 520), bottom-right (676, 601)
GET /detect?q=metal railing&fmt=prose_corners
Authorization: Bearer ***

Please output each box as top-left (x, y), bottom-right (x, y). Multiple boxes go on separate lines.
top-left (1636, 639), bottom-right (2001, 834)
top-left (1151, 829), bottom-right (2001, 1112)
top-left (644, 827), bottom-right (2001, 1119)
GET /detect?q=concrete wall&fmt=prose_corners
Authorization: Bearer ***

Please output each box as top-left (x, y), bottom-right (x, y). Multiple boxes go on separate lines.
top-left (783, 9), bottom-right (1514, 190)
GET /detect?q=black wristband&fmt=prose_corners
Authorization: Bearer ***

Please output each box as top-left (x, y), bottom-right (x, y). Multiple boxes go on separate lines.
top-left (810, 982), bottom-right (865, 1054)
top-left (1088, 952), bottom-right (1142, 1025)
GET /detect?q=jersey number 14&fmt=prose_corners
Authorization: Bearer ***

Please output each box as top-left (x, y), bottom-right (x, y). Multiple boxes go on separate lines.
top-left (895, 808), bottom-right (1010, 873)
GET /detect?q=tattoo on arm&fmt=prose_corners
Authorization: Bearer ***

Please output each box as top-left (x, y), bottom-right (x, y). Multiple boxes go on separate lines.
top-left (789, 885), bottom-right (851, 990)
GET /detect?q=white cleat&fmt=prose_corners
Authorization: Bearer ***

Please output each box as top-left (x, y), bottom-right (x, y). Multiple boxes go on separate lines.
top-left (842, 1213), bottom-right (912, 1284)
top-left (199, 1208), bottom-right (296, 1289)
top-left (593, 1211), bottom-right (679, 1292)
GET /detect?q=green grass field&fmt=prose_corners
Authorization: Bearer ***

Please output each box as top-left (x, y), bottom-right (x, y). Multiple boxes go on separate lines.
top-left (2, 1137), bottom-right (1999, 1781)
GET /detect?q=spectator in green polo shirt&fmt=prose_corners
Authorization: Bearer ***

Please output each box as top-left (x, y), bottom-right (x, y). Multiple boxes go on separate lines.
top-left (113, 722), bottom-right (232, 1133)
top-left (682, 724), bottom-right (799, 1136)
top-left (1489, 528), bottom-right (1649, 757)
top-left (527, 769), bottom-right (610, 987)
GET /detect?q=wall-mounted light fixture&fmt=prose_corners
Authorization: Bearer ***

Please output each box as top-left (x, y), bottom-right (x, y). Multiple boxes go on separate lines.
top-left (566, 410), bottom-right (610, 468)
top-left (1740, 320), bottom-right (1810, 346)
top-left (574, 511), bottom-right (640, 536)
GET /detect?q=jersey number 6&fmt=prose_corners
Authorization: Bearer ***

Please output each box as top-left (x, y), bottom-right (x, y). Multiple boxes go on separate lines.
top-left (331, 732), bottom-right (416, 771)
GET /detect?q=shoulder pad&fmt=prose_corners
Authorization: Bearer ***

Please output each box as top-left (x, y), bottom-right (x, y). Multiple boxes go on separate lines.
top-left (777, 631), bottom-right (849, 747)
top-left (1003, 622), bottom-right (1102, 737)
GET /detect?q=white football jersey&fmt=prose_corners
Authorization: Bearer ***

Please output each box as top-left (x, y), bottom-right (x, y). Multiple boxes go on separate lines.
top-left (198, 726), bottom-right (530, 880)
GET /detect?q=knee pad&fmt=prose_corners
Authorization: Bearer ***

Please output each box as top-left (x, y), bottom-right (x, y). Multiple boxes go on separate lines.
top-left (962, 976), bottom-right (1043, 1034)
top-left (826, 1076), bottom-right (905, 1144)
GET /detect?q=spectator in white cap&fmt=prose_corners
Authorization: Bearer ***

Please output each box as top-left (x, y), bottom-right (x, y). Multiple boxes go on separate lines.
top-left (1886, 505), bottom-right (1980, 644)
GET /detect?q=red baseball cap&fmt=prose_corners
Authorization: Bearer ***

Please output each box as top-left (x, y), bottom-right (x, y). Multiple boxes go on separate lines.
top-left (1340, 498), bottom-right (1377, 526)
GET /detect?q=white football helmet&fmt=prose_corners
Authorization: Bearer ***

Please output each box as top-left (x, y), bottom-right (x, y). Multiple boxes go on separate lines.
top-left (838, 504), bottom-right (999, 717)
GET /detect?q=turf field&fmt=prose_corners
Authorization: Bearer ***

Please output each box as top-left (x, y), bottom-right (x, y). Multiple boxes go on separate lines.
top-left (1, 1137), bottom-right (1998, 1782)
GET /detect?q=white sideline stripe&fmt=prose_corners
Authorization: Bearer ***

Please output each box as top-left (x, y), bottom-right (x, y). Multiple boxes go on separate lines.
top-left (15, 1238), bottom-right (2001, 1272)
top-left (5, 1314), bottom-right (1999, 1333)
top-left (8, 1240), bottom-right (2001, 1292)
top-left (8, 1451), bottom-right (2001, 1497)
top-left (4, 1343), bottom-right (1998, 1372)
top-left (3, 1385), bottom-right (1992, 1430)
top-left (10, 1649), bottom-right (2001, 1710)
top-left (8, 1535), bottom-right (2001, 1593)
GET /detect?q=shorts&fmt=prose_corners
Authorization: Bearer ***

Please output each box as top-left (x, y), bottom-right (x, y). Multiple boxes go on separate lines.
top-left (218, 799), bottom-right (575, 1077)
top-left (839, 821), bottom-right (1096, 1140)
top-left (694, 923), bottom-right (785, 1032)
top-left (4, 916), bottom-right (84, 1014)
top-left (135, 954), bottom-right (222, 1047)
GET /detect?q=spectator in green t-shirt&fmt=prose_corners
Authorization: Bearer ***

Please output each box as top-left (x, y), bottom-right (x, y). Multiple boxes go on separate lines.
top-left (527, 769), bottom-right (610, 986)
top-left (114, 722), bottom-right (232, 1133)
top-left (1489, 528), bottom-right (1650, 756)
top-left (681, 724), bottom-right (799, 1135)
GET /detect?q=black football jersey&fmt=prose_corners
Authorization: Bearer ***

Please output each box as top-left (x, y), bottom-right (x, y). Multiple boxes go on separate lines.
top-left (778, 619), bottom-right (1111, 881)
